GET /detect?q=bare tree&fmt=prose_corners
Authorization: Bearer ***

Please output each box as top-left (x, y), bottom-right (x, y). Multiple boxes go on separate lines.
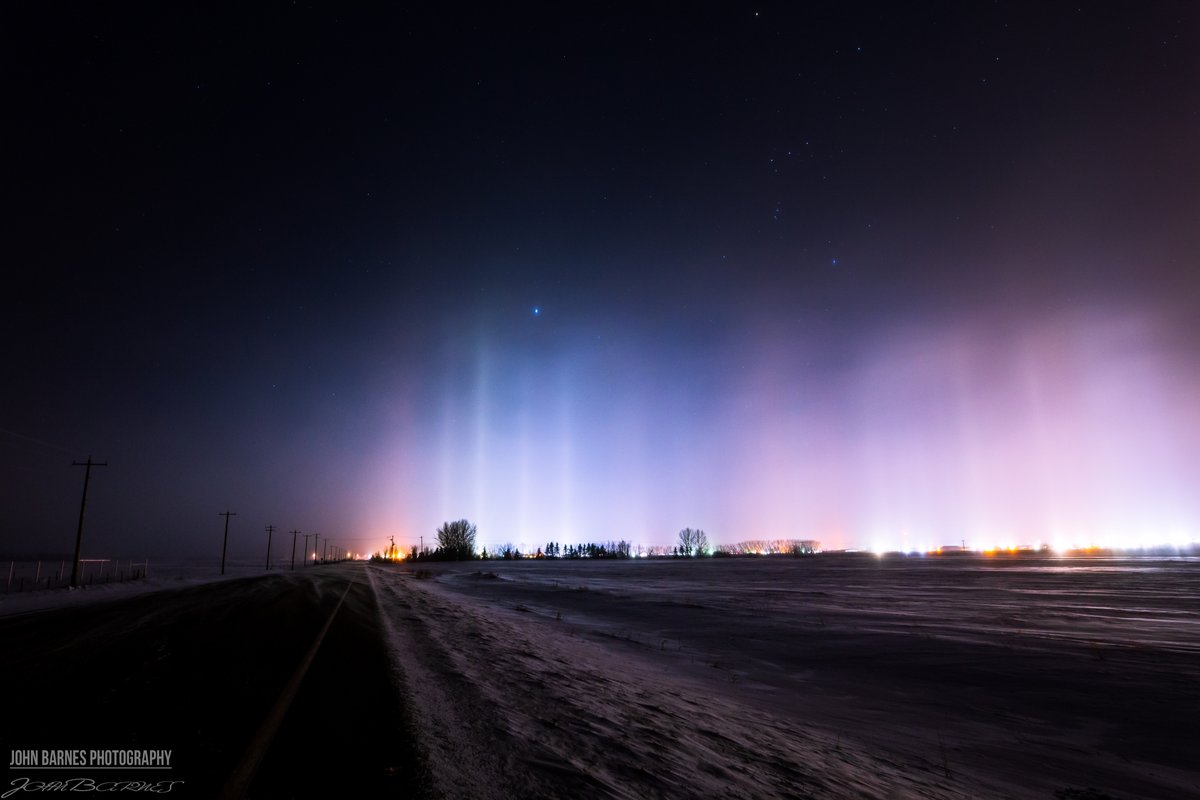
top-left (677, 527), bottom-right (709, 557)
top-left (436, 519), bottom-right (477, 560)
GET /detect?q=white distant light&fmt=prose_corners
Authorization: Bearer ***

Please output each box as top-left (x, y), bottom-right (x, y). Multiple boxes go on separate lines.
top-left (1167, 527), bottom-right (1192, 547)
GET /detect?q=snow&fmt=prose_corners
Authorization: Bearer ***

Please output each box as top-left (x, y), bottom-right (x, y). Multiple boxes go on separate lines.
top-left (366, 556), bottom-right (1200, 800)
top-left (0, 560), bottom-right (305, 618)
top-left (6, 554), bottom-right (1196, 797)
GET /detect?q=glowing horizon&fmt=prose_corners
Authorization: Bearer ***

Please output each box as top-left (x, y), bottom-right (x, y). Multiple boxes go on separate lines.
top-left (356, 303), bottom-right (1200, 554)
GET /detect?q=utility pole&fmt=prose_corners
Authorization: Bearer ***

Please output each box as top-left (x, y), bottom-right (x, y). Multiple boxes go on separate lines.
top-left (70, 457), bottom-right (107, 588)
top-left (290, 530), bottom-right (300, 571)
top-left (314, 533), bottom-right (320, 565)
top-left (219, 511), bottom-right (237, 575)
top-left (302, 533), bottom-right (313, 567)
top-left (420, 535), bottom-right (424, 554)
top-left (265, 524), bottom-right (276, 570)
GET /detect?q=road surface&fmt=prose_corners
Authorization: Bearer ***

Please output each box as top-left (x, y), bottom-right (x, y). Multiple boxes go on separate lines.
top-left (0, 564), bottom-right (426, 799)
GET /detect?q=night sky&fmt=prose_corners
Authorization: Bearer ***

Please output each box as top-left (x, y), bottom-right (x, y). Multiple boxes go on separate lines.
top-left (4, 4), bottom-right (1198, 559)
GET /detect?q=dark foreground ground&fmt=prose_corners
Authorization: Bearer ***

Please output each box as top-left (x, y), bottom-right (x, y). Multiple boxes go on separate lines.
top-left (368, 555), bottom-right (1200, 800)
top-left (0, 567), bottom-right (427, 799)
top-left (1, 556), bottom-right (1197, 799)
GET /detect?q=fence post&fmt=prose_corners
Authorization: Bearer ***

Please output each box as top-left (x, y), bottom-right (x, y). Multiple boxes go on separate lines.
top-left (35, 561), bottom-right (41, 583)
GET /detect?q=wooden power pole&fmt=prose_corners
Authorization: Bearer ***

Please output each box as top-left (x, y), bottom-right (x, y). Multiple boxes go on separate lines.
top-left (265, 524), bottom-right (276, 570)
top-left (219, 511), bottom-right (237, 575)
top-left (70, 456), bottom-right (107, 588)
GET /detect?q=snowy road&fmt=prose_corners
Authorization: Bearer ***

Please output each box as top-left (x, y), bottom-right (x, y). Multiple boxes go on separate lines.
top-left (0, 565), bottom-right (425, 799)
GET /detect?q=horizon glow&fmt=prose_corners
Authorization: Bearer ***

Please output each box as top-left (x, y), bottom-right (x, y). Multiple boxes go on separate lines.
top-left (356, 304), bottom-right (1200, 554)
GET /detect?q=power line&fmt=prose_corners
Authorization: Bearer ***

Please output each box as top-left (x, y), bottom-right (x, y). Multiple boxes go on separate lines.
top-left (2, 428), bottom-right (73, 455)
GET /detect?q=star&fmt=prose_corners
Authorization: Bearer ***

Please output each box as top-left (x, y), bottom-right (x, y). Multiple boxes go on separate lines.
top-left (532, 306), bottom-right (542, 316)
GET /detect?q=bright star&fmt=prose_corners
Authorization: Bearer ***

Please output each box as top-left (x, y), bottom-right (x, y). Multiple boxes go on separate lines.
top-left (532, 306), bottom-right (541, 316)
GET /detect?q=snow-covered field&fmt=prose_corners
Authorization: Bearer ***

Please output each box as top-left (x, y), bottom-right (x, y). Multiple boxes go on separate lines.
top-left (0, 559), bottom-right (303, 617)
top-left (367, 556), bottom-right (1200, 800)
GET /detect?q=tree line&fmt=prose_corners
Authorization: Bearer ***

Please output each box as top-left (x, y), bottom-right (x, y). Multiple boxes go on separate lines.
top-left (371, 520), bottom-right (819, 562)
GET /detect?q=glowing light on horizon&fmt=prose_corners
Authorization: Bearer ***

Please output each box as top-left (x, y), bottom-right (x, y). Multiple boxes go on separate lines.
top-left (361, 309), bottom-right (1200, 551)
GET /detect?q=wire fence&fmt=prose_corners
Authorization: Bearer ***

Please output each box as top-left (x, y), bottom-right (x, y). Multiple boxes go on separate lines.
top-left (2, 558), bottom-right (150, 593)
